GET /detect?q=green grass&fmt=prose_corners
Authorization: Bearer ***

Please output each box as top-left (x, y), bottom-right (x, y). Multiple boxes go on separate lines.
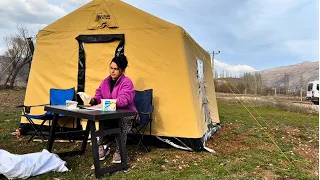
top-left (0, 90), bottom-right (318, 179)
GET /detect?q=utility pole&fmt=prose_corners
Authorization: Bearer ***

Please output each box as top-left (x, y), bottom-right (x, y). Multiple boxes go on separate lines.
top-left (299, 74), bottom-right (304, 103)
top-left (300, 87), bottom-right (302, 102)
top-left (211, 50), bottom-right (220, 78)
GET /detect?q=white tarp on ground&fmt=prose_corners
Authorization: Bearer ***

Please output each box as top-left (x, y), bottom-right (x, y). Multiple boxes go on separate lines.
top-left (0, 149), bottom-right (69, 179)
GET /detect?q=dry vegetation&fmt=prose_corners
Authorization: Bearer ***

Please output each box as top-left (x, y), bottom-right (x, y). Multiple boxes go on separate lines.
top-left (216, 93), bottom-right (319, 115)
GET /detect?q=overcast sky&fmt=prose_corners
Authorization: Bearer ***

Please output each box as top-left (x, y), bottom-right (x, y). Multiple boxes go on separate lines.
top-left (0, 0), bottom-right (318, 76)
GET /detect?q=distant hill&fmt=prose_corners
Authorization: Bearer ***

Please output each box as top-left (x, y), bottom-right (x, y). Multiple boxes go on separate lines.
top-left (257, 61), bottom-right (319, 91)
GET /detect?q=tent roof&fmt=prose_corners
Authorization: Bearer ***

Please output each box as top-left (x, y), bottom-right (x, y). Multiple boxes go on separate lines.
top-left (43, 0), bottom-right (179, 32)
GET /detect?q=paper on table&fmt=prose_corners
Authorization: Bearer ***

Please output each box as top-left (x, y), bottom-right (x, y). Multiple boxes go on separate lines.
top-left (85, 104), bottom-right (102, 111)
top-left (85, 107), bottom-right (102, 110)
top-left (77, 92), bottom-right (92, 105)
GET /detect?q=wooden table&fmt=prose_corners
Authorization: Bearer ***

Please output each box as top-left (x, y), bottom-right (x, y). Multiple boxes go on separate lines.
top-left (44, 105), bottom-right (136, 178)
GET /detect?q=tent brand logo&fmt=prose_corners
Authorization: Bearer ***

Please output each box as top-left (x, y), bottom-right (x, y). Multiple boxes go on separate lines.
top-left (95, 13), bottom-right (110, 21)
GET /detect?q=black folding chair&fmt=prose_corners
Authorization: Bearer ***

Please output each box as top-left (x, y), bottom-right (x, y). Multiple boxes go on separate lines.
top-left (17, 87), bottom-right (75, 143)
top-left (130, 89), bottom-right (153, 157)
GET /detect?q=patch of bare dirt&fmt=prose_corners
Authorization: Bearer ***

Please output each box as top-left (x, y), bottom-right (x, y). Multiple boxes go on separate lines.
top-left (280, 126), bottom-right (303, 144)
top-left (228, 170), bottom-right (279, 180)
top-left (256, 142), bottom-right (278, 151)
top-left (0, 90), bottom-right (25, 107)
top-left (206, 123), bottom-right (252, 155)
top-left (132, 148), bottom-right (204, 165)
top-left (128, 148), bottom-right (203, 173)
top-left (293, 145), bottom-right (319, 176)
top-left (253, 170), bottom-right (279, 180)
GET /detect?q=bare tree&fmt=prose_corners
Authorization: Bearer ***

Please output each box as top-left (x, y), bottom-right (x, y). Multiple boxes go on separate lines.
top-left (0, 27), bottom-right (34, 89)
top-left (248, 73), bottom-right (255, 94)
top-left (221, 70), bottom-right (225, 78)
top-left (214, 70), bottom-right (218, 79)
top-left (0, 55), bottom-right (6, 83)
top-left (284, 74), bottom-right (289, 95)
top-left (254, 73), bottom-right (263, 94)
top-left (243, 73), bottom-right (250, 94)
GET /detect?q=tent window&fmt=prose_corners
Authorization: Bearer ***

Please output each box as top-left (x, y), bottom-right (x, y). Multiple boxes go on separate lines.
top-left (196, 58), bottom-right (212, 125)
top-left (197, 59), bottom-right (204, 81)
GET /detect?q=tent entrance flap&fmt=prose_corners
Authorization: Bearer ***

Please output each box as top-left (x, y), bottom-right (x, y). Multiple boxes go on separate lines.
top-left (75, 34), bottom-right (125, 95)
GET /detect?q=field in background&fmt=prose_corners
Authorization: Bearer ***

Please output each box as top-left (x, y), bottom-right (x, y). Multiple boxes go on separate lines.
top-left (0, 90), bottom-right (318, 179)
top-left (216, 93), bottom-right (319, 115)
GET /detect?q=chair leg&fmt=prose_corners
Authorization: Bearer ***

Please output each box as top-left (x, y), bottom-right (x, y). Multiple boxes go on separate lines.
top-left (26, 117), bottom-right (38, 133)
top-left (139, 125), bottom-right (149, 152)
top-left (135, 125), bottom-right (150, 153)
top-left (26, 118), bottom-right (46, 140)
top-left (149, 122), bottom-right (152, 152)
top-left (23, 110), bottom-right (47, 141)
top-left (27, 120), bottom-right (47, 143)
top-left (129, 123), bottom-right (152, 161)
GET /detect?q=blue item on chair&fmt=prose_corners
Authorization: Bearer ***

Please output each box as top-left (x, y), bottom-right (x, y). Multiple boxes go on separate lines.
top-left (17, 87), bottom-right (75, 143)
top-left (50, 88), bottom-right (75, 106)
top-left (23, 112), bottom-right (56, 120)
top-left (130, 89), bottom-right (153, 158)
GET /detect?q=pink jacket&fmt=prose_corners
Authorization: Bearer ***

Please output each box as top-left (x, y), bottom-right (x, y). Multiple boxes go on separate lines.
top-left (93, 75), bottom-right (137, 112)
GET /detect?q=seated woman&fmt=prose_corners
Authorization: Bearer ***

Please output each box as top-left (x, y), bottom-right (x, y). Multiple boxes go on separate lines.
top-left (89, 54), bottom-right (137, 163)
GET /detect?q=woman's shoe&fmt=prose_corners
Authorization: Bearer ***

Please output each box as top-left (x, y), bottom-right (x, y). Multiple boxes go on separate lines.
top-left (98, 145), bottom-right (110, 161)
top-left (111, 152), bottom-right (121, 163)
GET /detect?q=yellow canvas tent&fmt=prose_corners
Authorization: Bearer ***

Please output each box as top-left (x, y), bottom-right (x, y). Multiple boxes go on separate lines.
top-left (20, 0), bottom-right (220, 151)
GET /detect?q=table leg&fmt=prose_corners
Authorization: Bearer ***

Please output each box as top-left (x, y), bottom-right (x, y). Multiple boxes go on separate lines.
top-left (80, 120), bottom-right (90, 154)
top-left (47, 113), bottom-right (59, 152)
top-left (117, 118), bottom-right (127, 165)
top-left (90, 121), bottom-right (101, 178)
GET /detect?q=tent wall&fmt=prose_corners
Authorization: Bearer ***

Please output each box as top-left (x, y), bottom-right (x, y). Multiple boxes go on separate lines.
top-left (182, 32), bottom-right (207, 136)
top-left (182, 31), bottom-right (220, 128)
top-left (22, 28), bottom-right (205, 138)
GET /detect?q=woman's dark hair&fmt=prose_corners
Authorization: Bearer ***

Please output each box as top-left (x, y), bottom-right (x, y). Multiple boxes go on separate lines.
top-left (111, 55), bottom-right (128, 70)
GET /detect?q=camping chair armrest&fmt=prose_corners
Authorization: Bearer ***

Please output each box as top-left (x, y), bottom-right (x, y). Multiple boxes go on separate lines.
top-left (138, 112), bottom-right (151, 115)
top-left (138, 105), bottom-right (154, 115)
top-left (16, 104), bottom-right (50, 114)
top-left (16, 104), bottom-right (50, 108)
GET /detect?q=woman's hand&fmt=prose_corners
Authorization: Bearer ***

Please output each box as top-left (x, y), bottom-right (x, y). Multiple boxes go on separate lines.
top-left (89, 98), bottom-right (96, 106)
